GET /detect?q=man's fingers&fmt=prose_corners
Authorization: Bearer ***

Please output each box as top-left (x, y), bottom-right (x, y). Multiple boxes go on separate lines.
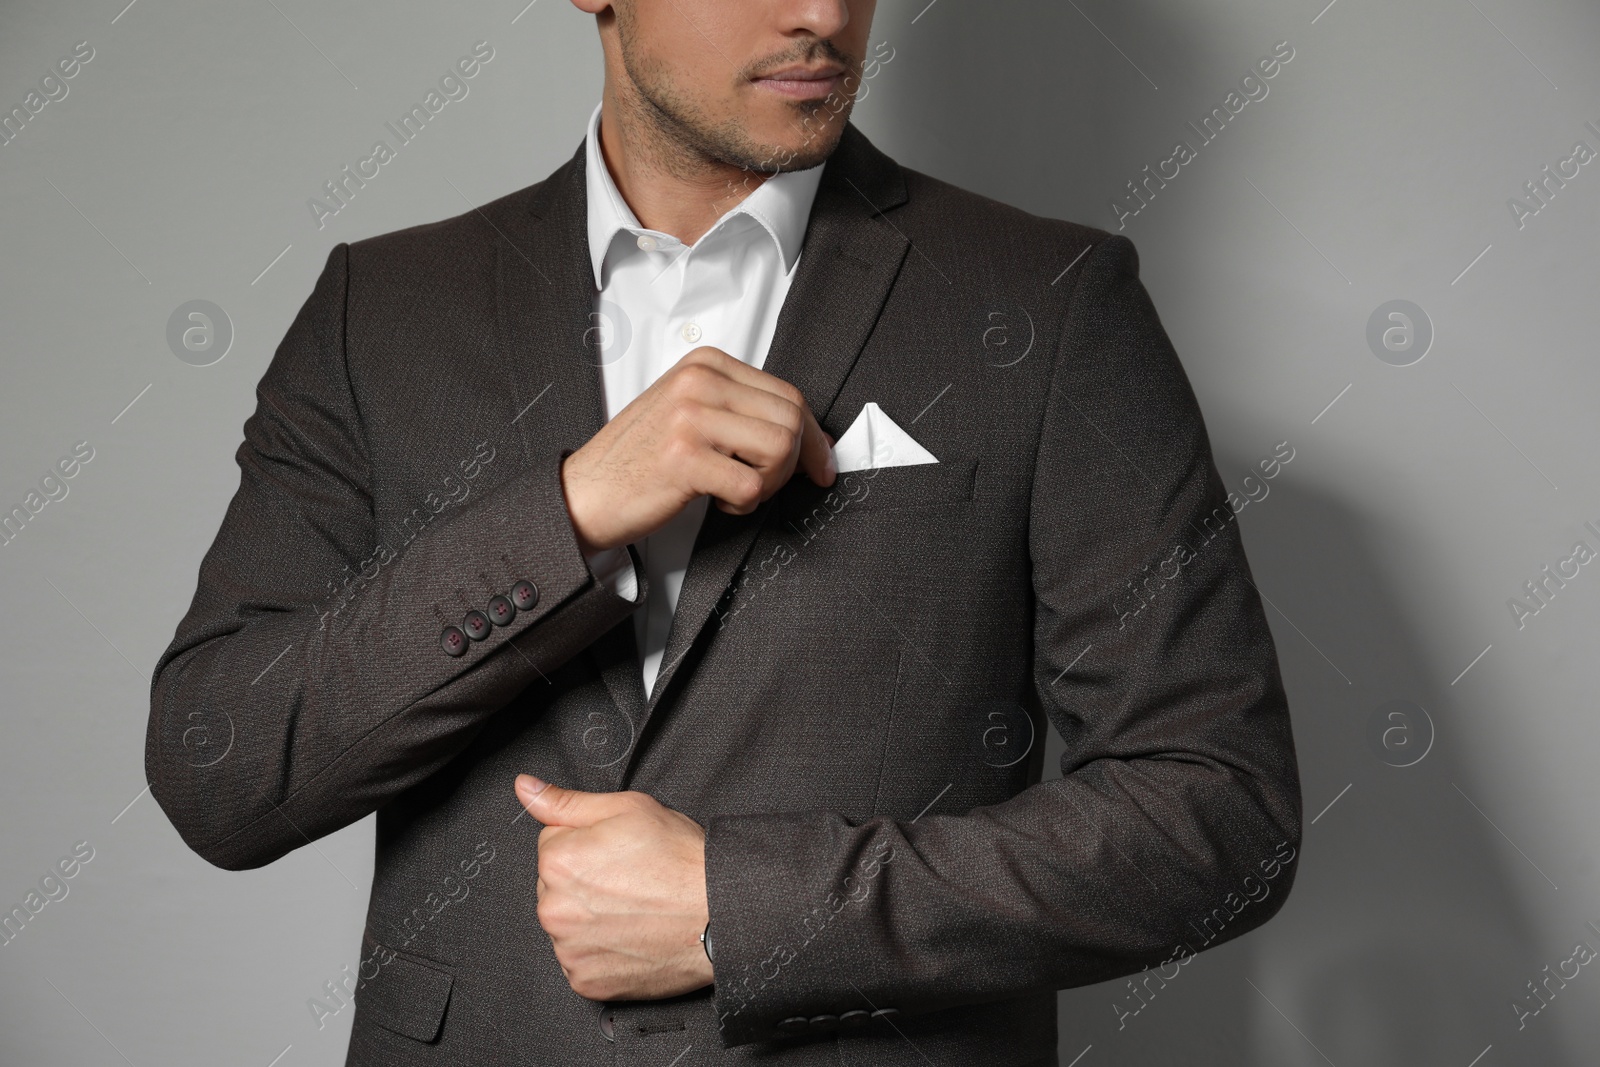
top-left (664, 353), bottom-right (834, 493)
top-left (677, 346), bottom-right (818, 424)
top-left (677, 405), bottom-right (800, 475)
top-left (687, 350), bottom-right (835, 489)
top-left (699, 450), bottom-right (783, 514)
top-left (798, 406), bottom-right (836, 488)
top-left (665, 358), bottom-right (807, 432)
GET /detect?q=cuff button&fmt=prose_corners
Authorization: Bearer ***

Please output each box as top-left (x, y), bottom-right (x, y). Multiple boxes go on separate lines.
top-left (839, 1010), bottom-right (871, 1029)
top-left (777, 1016), bottom-right (810, 1036)
top-left (462, 610), bottom-right (492, 640)
top-left (486, 595), bottom-right (516, 626)
top-left (510, 579), bottom-right (539, 612)
top-left (870, 1008), bottom-right (900, 1023)
top-left (440, 625), bottom-right (468, 657)
top-left (808, 1014), bottom-right (839, 1032)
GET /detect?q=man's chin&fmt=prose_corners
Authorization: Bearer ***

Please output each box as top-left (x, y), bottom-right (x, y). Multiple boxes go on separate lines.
top-left (741, 116), bottom-right (850, 172)
top-left (771, 142), bottom-right (837, 172)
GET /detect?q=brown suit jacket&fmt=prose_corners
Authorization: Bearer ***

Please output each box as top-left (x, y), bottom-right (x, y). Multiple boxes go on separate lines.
top-left (146, 122), bottom-right (1301, 1066)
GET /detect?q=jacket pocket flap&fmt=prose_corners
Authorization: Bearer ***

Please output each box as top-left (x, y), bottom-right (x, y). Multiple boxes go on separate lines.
top-left (781, 453), bottom-right (979, 517)
top-left (357, 932), bottom-right (455, 1043)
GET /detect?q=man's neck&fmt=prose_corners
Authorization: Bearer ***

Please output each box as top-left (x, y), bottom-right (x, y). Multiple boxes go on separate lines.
top-left (597, 87), bottom-right (772, 247)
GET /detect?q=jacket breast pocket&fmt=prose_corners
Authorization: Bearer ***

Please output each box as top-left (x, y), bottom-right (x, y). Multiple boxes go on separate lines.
top-left (783, 453), bottom-right (979, 520)
top-left (355, 928), bottom-right (455, 1044)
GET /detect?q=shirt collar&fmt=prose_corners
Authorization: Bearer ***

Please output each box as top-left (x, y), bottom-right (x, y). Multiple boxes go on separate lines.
top-left (583, 100), bottom-right (825, 290)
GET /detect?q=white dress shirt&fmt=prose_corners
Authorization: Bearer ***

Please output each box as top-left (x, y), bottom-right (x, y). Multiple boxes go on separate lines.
top-left (577, 101), bottom-right (826, 700)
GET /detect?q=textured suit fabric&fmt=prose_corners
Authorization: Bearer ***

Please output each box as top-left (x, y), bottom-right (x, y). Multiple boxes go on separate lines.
top-left (146, 122), bottom-right (1302, 1066)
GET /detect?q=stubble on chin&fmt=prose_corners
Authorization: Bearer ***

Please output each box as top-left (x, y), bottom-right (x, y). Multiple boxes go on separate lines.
top-left (614, 23), bottom-right (854, 178)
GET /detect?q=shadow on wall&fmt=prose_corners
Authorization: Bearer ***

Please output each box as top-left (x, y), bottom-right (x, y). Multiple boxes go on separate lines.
top-left (868, 0), bottom-right (1577, 1062)
top-left (861, 0), bottom-right (1216, 232)
top-left (1041, 467), bottom-right (1573, 1067)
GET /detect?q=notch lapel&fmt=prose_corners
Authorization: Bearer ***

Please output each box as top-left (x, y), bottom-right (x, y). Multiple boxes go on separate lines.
top-left (617, 124), bottom-right (913, 780)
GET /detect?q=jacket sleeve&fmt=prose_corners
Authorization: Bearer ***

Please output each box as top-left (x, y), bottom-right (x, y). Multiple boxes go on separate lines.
top-left (145, 244), bottom-right (643, 871)
top-left (702, 234), bottom-right (1303, 1046)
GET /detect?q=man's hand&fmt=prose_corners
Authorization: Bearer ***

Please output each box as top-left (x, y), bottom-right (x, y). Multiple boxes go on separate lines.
top-left (515, 774), bottom-right (715, 1002)
top-left (561, 345), bottom-right (836, 553)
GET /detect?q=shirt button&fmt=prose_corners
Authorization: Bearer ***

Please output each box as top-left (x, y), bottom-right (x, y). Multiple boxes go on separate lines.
top-left (635, 234), bottom-right (658, 252)
top-left (680, 321), bottom-right (702, 343)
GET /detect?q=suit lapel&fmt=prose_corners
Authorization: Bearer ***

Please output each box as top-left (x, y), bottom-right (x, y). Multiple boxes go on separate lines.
top-left (493, 139), bottom-right (608, 461)
top-left (621, 124), bottom-right (913, 774)
top-left (491, 126), bottom-right (914, 778)
top-left (490, 141), bottom-right (653, 725)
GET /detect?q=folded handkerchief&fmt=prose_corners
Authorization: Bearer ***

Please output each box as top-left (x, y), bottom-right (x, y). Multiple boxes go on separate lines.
top-left (831, 402), bottom-right (938, 473)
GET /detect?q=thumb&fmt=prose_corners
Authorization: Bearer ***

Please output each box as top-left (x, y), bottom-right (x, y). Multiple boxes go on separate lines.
top-left (514, 774), bottom-right (636, 828)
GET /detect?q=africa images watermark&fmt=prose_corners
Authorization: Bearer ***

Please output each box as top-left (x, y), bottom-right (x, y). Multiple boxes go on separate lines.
top-left (312, 439), bottom-right (498, 631)
top-left (0, 40), bottom-right (95, 149)
top-left (1505, 117), bottom-right (1600, 232)
top-left (233, 438), bottom-right (500, 706)
top-left (1112, 838), bottom-right (1297, 1030)
top-left (1505, 518), bottom-right (1600, 631)
top-left (712, 438), bottom-right (900, 632)
top-left (305, 839), bottom-right (496, 1031)
top-left (0, 441), bottom-right (96, 552)
top-left (1511, 919), bottom-right (1600, 1032)
top-left (1109, 40), bottom-right (1297, 231)
top-left (709, 39), bottom-right (897, 217)
top-left (715, 838), bottom-right (897, 1031)
top-left (1, 841), bottom-right (96, 949)
top-left (1111, 440), bottom-right (1295, 630)
top-left (307, 41), bottom-right (496, 230)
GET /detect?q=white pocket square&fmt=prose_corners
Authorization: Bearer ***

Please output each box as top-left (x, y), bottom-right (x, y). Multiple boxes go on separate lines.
top-left (830, 402), bottom-right (938, 473)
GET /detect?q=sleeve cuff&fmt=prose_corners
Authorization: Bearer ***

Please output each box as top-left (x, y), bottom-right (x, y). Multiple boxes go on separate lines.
top-left (584, 544), bottom-right (639, 603)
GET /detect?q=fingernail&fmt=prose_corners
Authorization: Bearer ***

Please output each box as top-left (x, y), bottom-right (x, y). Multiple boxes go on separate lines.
top-left (517, 773), bottom-right (548, 798)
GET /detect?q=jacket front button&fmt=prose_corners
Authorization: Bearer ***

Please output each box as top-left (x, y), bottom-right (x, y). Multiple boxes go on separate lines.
top-left (462, 610), bottom-right (491, 640)
top-left (598, 1005), bottom-right (616, 1042)
top-left (510, 579), bottom-right (539, 612)
top-left (486, 594), bottom-right (516, 626)
top-left (440, 625), bottom-right (468, 657)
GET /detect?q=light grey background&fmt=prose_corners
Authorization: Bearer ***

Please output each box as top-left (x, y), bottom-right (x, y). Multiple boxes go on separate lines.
top-left (2, 0), bottom-right (1597, 1064)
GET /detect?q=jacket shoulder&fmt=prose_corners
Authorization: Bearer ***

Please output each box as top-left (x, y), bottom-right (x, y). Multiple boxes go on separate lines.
top-left (341, 173), bottom-right (557, 273)
top-left (896, 166), bottom-right (1124, 284)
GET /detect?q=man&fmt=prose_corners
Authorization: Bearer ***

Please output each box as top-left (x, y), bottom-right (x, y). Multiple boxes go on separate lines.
top-left (146, 0), bottom-right (1302, 1063)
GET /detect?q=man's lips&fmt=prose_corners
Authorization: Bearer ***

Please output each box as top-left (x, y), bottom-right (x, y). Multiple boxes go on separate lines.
top-left (752, 66), bottom-right (846, 101)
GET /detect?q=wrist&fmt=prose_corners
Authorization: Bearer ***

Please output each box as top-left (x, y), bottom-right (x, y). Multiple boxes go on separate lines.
top-left (559, 454), bottom-right (607, 555)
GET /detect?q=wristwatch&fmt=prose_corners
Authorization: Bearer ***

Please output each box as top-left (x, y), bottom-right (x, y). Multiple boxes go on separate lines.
top-left (700, 921), bottom-right (715, 963)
